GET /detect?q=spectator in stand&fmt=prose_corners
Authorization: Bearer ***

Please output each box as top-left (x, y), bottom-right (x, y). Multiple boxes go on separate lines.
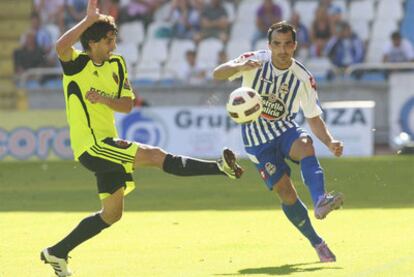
top-left (212, 49), bottom-right (228, 82)
top-left (101, 0), bottom-right (121, 22)
top-left (309, 6), bottom-right (332, 57)
top-left (27, 12), bottom-right (57, 67)
top-left (251, 0), bottom-right (282, 48)
top-left (178, 50), bottom-right (207, 84)
top-left (168, 0), bottom-right (201, 39)
top-left (64, 0), bottom-right (88, 29)
top-left (14, 31), bottom-right (45, 74)
top-left (217, 49), bottom-right (228, 65)
top-left (194, 0), bottom-right (230, 44)
top-left (324, 21), bottom-right (364, 74)
top-left (27, 12), bottom-right (53, 55)
top-left (119, 0), bottom-right (162, 29)
top-left (383, 31), bottom-right (414, 63)
top-left (319, 0), bottom-right (342, 31)
top-left (33, 0), bottom-right (65, 32)
top-left (290, 11), bottom-right (310, 60)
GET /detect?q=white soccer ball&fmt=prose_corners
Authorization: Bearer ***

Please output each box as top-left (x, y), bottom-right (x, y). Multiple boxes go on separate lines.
top-left (226, 87), bottom-right (263, 124)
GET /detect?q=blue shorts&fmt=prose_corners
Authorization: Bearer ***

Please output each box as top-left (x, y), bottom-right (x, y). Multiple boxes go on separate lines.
top-left (244, 127), bottom-right (310, 190)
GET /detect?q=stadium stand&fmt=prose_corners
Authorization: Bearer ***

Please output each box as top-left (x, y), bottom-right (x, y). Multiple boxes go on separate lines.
top-left (0, 0), bottom-right (31, 109)
top-left (7, 0), bottom-right (414, 96)
top-left (226, 39), bottom-right (251, 59)
top-left (293, 1), bottom-right (319, 28)
top-left (164, 39), bottom-right (196, 78)
top-left (196, 37), bottom-right (224, 70)
top-left (116, 41), bottom-right (140, 73)
top-left (401, 0), bottom-right (414, 45)
top-left (119, 21), bottom-right (145, 46)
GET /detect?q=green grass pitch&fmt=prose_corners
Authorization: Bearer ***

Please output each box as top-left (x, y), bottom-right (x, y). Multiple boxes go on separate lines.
top-left (0, 155), bottom-right (413, 276)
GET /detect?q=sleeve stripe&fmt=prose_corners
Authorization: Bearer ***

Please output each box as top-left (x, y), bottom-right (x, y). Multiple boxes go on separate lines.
top-left (294, 60), bottom-right (313, 78)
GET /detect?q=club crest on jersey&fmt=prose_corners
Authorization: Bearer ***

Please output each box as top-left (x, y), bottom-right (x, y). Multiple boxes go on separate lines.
top-left (265, 162), bottom-right (276, 176)
top-left (261, 95), bottom-right (287, 121)
top-left (278, 83), bottom-right (289, 95)
top-left (112, 72), bottom-right (119, 85)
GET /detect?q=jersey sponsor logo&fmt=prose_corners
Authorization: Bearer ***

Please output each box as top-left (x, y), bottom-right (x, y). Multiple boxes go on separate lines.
top-left (260, 95), bottom-right (287, 120)
top-left (265, 162), bottom-right (276, 175)
top-left (89, 87), bottom-right (116, 98)
top-left (93, 70), bottom-right (98, 77)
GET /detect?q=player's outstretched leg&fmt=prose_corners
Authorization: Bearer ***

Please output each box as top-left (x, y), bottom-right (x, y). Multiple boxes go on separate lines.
top-left (162, 148), bottom-right (243, 179)
top-left (217, 148), bottom-right (244, 179)
top-left (314, 241), bottom-right (336, 262)
top-left (314, 191), bottom-right (344, 219)
top-left (40, 248), bottom-right (72, 277)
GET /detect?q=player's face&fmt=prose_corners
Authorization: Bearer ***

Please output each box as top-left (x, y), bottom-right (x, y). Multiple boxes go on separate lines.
top-left (268, 31), bottom-right (297, 69)
top-left (90, 31), bottom-right (117, 63)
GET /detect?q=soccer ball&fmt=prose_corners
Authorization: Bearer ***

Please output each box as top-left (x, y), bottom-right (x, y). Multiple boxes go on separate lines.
top-left (226, 87), bottom-right (263, 124)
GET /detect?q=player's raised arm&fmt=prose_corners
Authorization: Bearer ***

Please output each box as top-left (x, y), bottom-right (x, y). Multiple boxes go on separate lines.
top-left (56, 0), bottom-right (105, 61)
top-left (213, 59), bottom-right (262, 80)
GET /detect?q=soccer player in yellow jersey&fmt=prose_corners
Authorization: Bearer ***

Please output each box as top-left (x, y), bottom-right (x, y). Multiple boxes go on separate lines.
top-left (40, 1), bottom-right (242, 276)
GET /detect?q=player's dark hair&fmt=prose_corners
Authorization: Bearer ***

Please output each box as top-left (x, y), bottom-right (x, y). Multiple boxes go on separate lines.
top-left (267, 21), bottom-right (296, 43)
top-left (80, 16), bottom-right (117, 51)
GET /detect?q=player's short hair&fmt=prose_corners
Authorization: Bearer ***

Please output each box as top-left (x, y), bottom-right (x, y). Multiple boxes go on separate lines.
top-left (80, 16), bottom-right (118, 51)
top-left (267, 21), bottom-right (297, 43)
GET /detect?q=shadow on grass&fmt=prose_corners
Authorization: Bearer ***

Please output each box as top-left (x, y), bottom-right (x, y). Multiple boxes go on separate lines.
top-left (1, 157), bottom-right (414, 211)
top-left (217, 262), bottom-right (342, 276)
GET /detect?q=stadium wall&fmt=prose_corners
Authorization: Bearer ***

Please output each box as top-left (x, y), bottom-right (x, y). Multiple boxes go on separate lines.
top-left (27, 81), bottom-right (388, 143)
top-left (0, 102), bottom-right (374, 161)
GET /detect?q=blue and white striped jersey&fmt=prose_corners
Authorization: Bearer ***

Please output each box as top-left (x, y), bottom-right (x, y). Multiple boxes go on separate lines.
top-left (229, 50), bottom-right (323, 147)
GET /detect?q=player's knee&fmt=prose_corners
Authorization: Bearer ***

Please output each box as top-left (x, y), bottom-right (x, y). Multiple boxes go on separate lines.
top-left (135, 145), bottom-right (167, 168)
top-left (101, 209), bottom-right (123, 224)
top-left (299, 139), bottom-right (315, 158)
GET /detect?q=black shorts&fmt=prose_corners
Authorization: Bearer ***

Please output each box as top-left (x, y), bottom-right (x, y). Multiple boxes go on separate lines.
top-left (78, 138), bottom-right (138, 199)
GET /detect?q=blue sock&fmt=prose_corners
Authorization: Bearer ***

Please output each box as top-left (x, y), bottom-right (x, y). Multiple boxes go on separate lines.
top-left (300, 156), bottom-right (325, 206)
top-left (282, 199), bottom-right (323, 247)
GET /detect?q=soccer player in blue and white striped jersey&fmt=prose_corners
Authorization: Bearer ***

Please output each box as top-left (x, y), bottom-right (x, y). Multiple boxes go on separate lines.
top-left (214, 21), bottom-right (344, 262)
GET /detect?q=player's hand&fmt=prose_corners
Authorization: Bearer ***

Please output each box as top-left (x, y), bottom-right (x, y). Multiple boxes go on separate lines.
top-left (328, 140), bottom-right (344, 157)
top-left (86, 0), bottom-right (104, 23)
top-left (85, 90), bottom-right (103, 104)
top-left (236, 59), bottom-right (262, 72)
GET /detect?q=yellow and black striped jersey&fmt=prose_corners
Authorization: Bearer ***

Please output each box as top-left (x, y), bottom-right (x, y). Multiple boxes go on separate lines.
top-left (60, 49), bottom-right (135, 159)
